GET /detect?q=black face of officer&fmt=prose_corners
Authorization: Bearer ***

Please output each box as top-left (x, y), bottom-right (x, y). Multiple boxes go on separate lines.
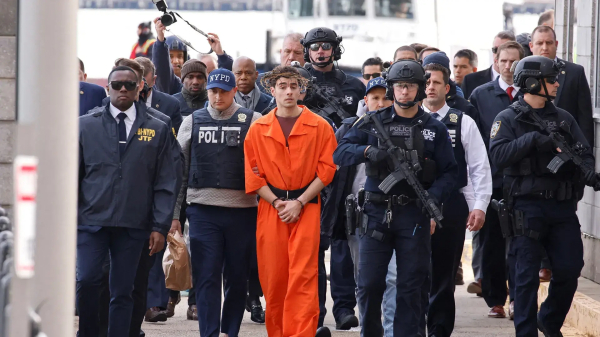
top-left (109, 70), bottom-right (139, 111)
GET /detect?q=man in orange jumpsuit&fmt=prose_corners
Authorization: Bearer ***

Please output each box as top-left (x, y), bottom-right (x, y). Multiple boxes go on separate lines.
top-left (244, 66), bottom-right (337, 337)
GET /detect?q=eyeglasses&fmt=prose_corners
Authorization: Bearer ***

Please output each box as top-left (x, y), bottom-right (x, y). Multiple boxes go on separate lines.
top-left (393, 82), bottom-right (419, 90)
top-left (362, 73), bottom-right (381, 80)
top-left (309, 42), bottom-right (333, 51)
top-left (109, 80), bottom-right (138, 91)
top-left (492, 46), bottom-right (498, 54)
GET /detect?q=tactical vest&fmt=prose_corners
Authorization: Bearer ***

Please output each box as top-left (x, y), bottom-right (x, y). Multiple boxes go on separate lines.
top-left (188, 107), bottom-right (253, 190)
top-left (503, 103), bottom-right (581, 199)
top-left (364, 111), bottom-right (437, 190)
top-left (441, 109), bottom-right (468, 189)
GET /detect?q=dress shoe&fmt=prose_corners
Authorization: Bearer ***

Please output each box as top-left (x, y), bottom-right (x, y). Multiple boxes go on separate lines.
top-left (144, 307), bottom-right (168, 322)
top-left (315, 326), bottom-right (331, 337)
top-left (455, 264), bottom-right (465, 285)
top-left (187, 305), bottom-right (198, 321)
top-left (467, 279), bottom-right (482, 296)
top-left (538, 315), bottom-right (564, 337)
top-left (508, 301), bottom-right (514, 320)
top-left (487, 305), bottom-right (506, 318)
top-left (166, 293), bottom-right (181, 318)
top-left (246, 297), bottom-right (265, 324)
top-left (539, 268), bottom-right (552, 282)
top-left (335, 313), bottom-right (359, 330)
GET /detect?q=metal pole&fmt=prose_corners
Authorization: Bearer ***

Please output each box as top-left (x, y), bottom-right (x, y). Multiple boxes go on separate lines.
top-left (9, 0), bottom-right (79, 336)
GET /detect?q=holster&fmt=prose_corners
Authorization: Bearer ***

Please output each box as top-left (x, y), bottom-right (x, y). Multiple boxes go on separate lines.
top-left (492, 199), bottom-right (514, 238)
top-left (357, 189), bottom-right (368, 235)
top-left (345, 195), bottom-right (357, 236)
top-left (511, 209), bottom-right (541, 240)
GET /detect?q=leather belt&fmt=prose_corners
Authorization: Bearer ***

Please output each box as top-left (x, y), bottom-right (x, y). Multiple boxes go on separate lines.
top-left (268, 183), bottom-right (319, 204)
top-left (365, 191), bottom-right (416, 206)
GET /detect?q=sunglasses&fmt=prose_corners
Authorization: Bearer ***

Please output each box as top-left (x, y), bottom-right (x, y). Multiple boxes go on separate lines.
top-left (309, 42), bottom-right (333, 51)
top-left (362, 73), bottom-right (382, 80)
top-left (545, 75), bottom-right (559, 84)
top-left (110, 80), bottom-right (138, 91)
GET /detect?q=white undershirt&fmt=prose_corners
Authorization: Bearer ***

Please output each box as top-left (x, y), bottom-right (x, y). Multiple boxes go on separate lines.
top-left (109, 103), bottom-right (136, 137)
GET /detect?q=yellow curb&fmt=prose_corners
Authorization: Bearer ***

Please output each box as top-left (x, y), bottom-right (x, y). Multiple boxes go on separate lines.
top-left (539, 282), bottom-right (600, 337)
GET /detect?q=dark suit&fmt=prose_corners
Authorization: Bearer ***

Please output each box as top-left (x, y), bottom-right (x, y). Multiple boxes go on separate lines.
top-left (469, 77), bottom-right (522, 311)
top-left (79, 82), bottom-right (107, 116)
top-left (462, 66), bottom-right (494, 100)
top-left (150, 90), bottom-right (183, 134)
top-left (554, 58), bottom-right (594, 144)
top-left (251, 92), bottom-right (273, 113)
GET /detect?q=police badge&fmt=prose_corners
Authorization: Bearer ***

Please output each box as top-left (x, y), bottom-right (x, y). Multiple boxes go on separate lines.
top-left (449, 113), bottom-right (458, 123)
top-left (490, 121), bottom-right (501, 139)
top-left (238, 113), bottom-right (247, 122)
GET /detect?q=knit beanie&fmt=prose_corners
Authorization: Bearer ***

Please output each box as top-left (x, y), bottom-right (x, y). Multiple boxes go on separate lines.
top-left (423, 52), bottom-right (450, 72)
top-left (181, 59), bottom-right (207, 81)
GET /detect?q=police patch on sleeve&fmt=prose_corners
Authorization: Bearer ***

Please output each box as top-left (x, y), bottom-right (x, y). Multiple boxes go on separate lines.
top-left (490, 121), bottom-right (501, 139)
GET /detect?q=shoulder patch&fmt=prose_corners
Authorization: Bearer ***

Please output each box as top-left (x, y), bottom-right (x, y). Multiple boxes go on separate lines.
top-left (490, 121), bottom-right (501, 139)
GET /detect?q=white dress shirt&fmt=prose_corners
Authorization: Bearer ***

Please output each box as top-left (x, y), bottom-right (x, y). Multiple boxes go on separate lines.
top-left (492, 66), bottom-right (500, 81)
top-left (109, 103), bottom-right (136, 138)
top-left (145, 90), bottom-right (153, 109)
top-left (423, 103), bottom-right (493, 213)
top-left (498, 76), bottom-right (520, 94)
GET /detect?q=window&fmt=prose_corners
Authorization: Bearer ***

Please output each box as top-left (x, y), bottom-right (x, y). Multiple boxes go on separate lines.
top-left (376, 0), bottom-right (413, 18)
top-left (328, 0), bottom-right (366, 16)
top-left (289, 0), bottom-right (314, 17)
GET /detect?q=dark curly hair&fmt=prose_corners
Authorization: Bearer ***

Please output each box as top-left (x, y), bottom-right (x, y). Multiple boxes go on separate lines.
top-left (260, 65), bottom-right (309, 91)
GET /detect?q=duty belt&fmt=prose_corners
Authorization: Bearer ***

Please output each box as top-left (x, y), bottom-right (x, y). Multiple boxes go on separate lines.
top-left (364, 191), bottom-right (416, 206)
top-left (267, 183), bottom-right (319, 204)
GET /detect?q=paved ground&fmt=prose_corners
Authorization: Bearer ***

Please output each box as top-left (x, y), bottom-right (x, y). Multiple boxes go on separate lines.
top-left (75, 236), bottom-right (586, 336)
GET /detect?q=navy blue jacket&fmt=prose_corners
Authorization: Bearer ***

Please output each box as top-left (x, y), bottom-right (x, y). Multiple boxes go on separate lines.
top-left (152, 39), bottom-right (233, 95)
top-left (469, 77), bottom-right (522, 187)
top-left (333, 106), bottom-right (458, 204)
top-left (78, 102), bottom-right (177, 236)
top-left (554, 58), bottom-right (594, 144)
top-left (446, 84), bottom-right (485, 140)
top-left (489, 100), bottom-right (593, 197)
top-left (79, 81), bottom-right (107, 116)
top-left (461, 66), bottom-right (494, 100)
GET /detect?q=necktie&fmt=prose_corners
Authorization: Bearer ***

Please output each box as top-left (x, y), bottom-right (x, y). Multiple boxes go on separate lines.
top-left (243, 95), bottom-right (250, 101)
top-left (431, 112), bottom-right (440, 120)
top-left (117, 113), bottom-right (127, 155)
top-left (506, 86), bottom-right (514, 101)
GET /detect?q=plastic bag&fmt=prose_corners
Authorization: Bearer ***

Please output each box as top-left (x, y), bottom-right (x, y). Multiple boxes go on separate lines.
top-left (162, 231), bottom-right (192, 291)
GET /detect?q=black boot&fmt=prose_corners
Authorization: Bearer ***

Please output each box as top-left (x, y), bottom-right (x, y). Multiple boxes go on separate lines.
top-left (316, 326), bottom-right (331, 337)
top-left (245, 296), bottom-right (265, 324)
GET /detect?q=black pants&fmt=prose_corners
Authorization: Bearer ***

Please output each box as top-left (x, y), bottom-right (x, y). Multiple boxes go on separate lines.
top-left (329, 238), bottom-right (357, 322)
top-left (99, 240), bottom-right (153, 337)
top-left (480, 188), bottom-right (508, 308)
top-left (318, 235), bottom-right (330, 327)
top-left (425, 194), bottom-right (468, 337)
top-left (248, 233), bottom-right (263, 300)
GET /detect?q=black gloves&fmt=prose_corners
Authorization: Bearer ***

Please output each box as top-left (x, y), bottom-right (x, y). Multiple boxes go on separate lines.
top-left (365, 146), bottom-right (389, 162)
top-left (533, 132), bottom-right (555, 152)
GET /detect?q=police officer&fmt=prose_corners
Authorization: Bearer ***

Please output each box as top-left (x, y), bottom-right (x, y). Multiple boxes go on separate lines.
top-left (333, 60), bottom-right (457, 337)
top-left (172, 68), bottom-right (263, 337)
top-left (77, 66), bottom-right (177, 337)
top-left (489, 56), bottom-right (595, 337)
top-left (301, 27), bottom-right (365, 126)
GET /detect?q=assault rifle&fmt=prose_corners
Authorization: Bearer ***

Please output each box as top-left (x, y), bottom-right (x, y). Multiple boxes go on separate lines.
top-left (513, 102), bottom-right (599, 182)
top-left (362, 113), bottom-right (444, 227)
top-left (310, 79), bottom-right (351, 121)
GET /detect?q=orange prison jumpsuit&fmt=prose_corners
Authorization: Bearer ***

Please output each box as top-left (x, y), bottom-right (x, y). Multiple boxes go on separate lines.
top-left (244, 106), bottom-right (337, 337)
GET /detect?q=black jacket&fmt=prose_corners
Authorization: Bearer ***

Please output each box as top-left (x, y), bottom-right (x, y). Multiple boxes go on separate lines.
top-left (321, 117), bottom-right (358, 238)
top-left (554, 58), bottom-right (594, 144)
top-left (462, 66), bottom-right (494, 100)
top-left (78, 102), bottom-right (177, 236)
top-left (446, 82), bottom-right (485, 140)
top-left (151, 90), bottom-right (183, 134)
top-left (79, 81), bottom-right (107, 116)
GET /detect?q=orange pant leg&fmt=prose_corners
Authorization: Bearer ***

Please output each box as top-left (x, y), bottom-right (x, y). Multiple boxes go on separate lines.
top-left (282, 203), bottom-right (320, 337)
top-left (256, 201), bottom-right (290, 337)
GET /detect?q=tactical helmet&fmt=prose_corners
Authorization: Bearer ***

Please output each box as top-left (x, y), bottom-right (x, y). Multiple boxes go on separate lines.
top-left (301, 27), bottom-right (343, 66)
top-left (165, 35), bottom-right (189, 61)
top-left (513, 55), bottom-right (562, 100)
top-left (383, 60), bottom-right (428, 108)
